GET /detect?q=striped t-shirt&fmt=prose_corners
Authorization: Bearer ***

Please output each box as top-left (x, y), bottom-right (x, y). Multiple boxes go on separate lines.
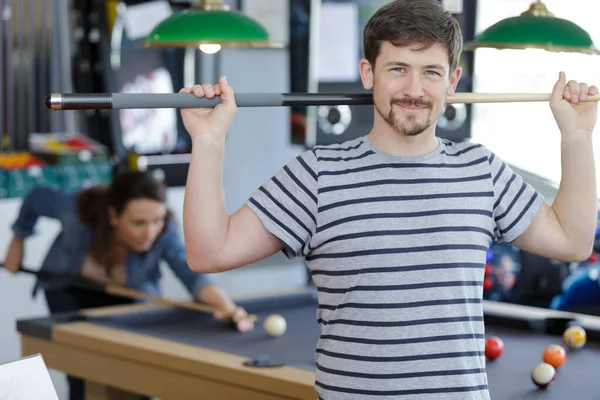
top-left (247, 136), bottom-right (543, 400)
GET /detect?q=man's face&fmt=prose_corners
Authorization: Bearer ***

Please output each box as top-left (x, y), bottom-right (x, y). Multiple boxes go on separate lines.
top-left (360, 41), bottom-right (461, 137)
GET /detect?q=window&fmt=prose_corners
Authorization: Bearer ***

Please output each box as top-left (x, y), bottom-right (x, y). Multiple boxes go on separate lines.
top-left (471, 0), bottom-right (600, 194)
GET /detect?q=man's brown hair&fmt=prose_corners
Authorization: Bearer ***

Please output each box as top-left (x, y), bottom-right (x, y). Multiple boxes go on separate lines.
top-left (363, 0), bottom-right (463, 72)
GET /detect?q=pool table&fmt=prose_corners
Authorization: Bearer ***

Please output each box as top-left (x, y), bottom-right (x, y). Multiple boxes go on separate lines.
top-left (16, 287), bottom-right (600, 400)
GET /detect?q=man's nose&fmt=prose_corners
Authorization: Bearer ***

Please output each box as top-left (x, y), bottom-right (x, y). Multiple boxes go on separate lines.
top-left (402, 73), bottom-right (425, 99)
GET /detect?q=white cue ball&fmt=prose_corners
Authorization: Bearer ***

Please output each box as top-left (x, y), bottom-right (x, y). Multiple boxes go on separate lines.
top-left (531, 362), bottom-right (556, 389)
top-left (263, 314), bottom-right (287, 337)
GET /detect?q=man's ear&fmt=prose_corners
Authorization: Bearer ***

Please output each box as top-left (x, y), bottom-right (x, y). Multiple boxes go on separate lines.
top-left (446, 66), bottom-right (462, 96)
top-left (359, 58), bottom-right (374, 90)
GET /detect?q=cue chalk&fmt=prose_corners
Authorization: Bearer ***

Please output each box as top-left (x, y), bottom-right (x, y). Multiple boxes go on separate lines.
top-left (1, 264), bottom-right (258, 323)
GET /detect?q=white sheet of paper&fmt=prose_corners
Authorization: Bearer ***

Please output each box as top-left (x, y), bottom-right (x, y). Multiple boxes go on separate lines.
top-left (318, 3), bottom-right (359, 82)
top-left (442, 0), bottom-right (463, 13)
top-left (0, 354), bottom-right (59, 400)
top-left (242, 0), bottom-right (289, 45)
top-left (123, 0), bottom-right (173, 40)
top-left (119, 67), bottom-right (177, 154)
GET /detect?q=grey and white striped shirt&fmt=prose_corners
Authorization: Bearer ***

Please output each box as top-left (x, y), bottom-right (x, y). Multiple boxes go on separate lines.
top-left (247, 136), bottom-right (543, 400)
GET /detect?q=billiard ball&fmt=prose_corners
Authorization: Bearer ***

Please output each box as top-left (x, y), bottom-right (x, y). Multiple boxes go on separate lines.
top-left (531, 362), bottom-right (556, 389)
top-left (563, 325), bottom-right (587, 349)
top-left (542, 344), bottom-right (566, 369)
top-left (263, 314), bottom-right (287, 337)
top-left (485, 336), bottom-right (504, 360)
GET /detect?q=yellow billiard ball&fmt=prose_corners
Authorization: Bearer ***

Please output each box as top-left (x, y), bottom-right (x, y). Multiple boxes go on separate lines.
top-left (563, 325), bottom-right (586, 349)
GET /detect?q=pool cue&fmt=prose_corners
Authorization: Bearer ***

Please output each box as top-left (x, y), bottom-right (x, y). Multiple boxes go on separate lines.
top-left (98, 283), bottom-right (258, 323)
top-left (45, 91), bottom-right (600, 110)
top-left (0, 264), bottom-right (258, 322)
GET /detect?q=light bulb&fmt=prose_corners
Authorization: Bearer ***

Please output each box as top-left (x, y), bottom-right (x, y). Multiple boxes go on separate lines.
top-left (199, 44), bottom-right (222, 54)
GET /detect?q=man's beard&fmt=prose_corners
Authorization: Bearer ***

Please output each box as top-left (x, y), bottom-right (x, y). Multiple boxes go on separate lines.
top-left (375, 97), bottom-right (435, 136)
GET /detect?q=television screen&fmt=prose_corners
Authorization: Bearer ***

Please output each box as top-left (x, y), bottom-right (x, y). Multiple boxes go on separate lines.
top-left (95, 0), bottom-right (190, 159)
top-left (115, 61), bottom-right (178, 155)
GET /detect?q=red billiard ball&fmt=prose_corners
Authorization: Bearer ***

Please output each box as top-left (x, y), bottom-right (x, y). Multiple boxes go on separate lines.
top-left (485, 336), bottom-right (504, 360)
top-left (483, 277), bottom-right (494, 290)
top-left (531, 362), bottom-right (556, 389)
top-left (484, 263), bottom-right (493, 275)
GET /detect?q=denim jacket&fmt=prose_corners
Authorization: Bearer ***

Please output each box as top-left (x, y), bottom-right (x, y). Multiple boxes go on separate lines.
top-left (11, 185), bottom-right (215, 298)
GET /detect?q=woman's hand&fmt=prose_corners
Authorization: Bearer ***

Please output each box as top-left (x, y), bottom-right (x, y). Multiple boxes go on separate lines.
top-left (197, 285), bottom-right (254, 332)
top-left (213, 306), bottom-right (255, 333)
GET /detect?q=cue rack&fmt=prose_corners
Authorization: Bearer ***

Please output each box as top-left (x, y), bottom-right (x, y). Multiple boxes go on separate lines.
top-left (0, 0), bottom-right (77, 152)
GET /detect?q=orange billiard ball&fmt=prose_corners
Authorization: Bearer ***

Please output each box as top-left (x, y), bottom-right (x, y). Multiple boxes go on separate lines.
top-left (542, 344), bottom-right (566, 369)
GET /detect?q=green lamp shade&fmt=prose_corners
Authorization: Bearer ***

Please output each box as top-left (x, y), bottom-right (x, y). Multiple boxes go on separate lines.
top-left (468, 15), bottom-right (600, 54)
top-left (143, 9), bottom-right (280, 48)
top-left (466, 3), bottom-right (600, 55)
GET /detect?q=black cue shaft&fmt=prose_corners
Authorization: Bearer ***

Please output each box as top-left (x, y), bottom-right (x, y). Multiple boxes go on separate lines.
top-left (1, 263), bottom-right (111, 292)
top-left (45, 92), bottom-right (375, 110)
top-left (1, 263), bottom-right (186, 304)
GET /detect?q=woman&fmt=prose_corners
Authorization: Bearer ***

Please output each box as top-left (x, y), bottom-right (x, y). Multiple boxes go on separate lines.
top-left (3, 169), bottom-right (253, 400)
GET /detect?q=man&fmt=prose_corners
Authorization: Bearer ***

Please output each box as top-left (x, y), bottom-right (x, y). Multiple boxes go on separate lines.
top-left (178, 1), bottom-right (598, 398)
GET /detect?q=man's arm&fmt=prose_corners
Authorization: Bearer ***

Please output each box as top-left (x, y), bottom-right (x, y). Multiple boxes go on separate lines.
top-left (181, 77), bottom-right (316, 274)
top-left (511, 74), bottom-right (598, 261)
top-left (512, 134), bottom-right (596, 262)
top-left (183, 134), bottom-right (284, 274)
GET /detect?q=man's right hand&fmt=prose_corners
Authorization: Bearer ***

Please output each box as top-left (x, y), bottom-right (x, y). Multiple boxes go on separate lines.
top-left (3, 236), bottom-right (24, 273)
top-left (179, 75), bottom-right (237, 141)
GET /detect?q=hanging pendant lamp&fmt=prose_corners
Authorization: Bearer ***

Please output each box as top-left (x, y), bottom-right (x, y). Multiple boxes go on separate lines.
top-left (142, 0), bottom-right (282, 52)
top-left (466, 1), bottom-right (600, 55)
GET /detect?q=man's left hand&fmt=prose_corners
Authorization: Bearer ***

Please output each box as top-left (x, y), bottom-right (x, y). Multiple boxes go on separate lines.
top-left (550, 71), bottom-right (599, 136)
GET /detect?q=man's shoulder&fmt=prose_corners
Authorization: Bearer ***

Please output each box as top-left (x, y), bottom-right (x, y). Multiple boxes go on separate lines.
top-left (301, 136), bottom-right (371, 164)
top-left (285, 137), bottom-right (371, 176)
top-left (440, 139), bottom-right (490, 159)
top-left (309, 136), bottom-right (368, 156)
top-left (312, 136), bottom-right (367, 152)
